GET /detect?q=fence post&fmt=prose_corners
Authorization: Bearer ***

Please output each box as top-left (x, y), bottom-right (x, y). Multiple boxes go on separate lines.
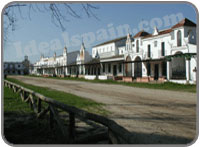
top-left (37, 98), bottom-right (41, 113)
top-left (49, 107), bottom-right (54, 129)
top-left (20, 90), bottom-right (25, 101)
top-left (108, 128), bottom-right (119, 144)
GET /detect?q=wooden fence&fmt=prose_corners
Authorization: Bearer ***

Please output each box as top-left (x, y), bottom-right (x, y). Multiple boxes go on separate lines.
top-left (4, 80), bottom-right (136, 144)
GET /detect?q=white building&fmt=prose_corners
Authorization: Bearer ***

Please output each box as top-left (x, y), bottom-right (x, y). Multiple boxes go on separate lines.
top-left (32, 42), bottom-right (92, 77)
top-left (33, 18), bottom-right (197, 84)
top-left (87, 18), bottom-right (197, 84)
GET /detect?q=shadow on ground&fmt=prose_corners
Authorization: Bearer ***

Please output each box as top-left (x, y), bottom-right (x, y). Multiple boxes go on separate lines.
top-left (3, 111), bottom-right (195, 144)
top-left (129, 131), bottom-right (193, 144)
top-left (4, 112), bottom-right (64, 144)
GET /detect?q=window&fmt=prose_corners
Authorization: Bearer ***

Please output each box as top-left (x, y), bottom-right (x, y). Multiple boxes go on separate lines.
top-left (136, 40), bottom-right (139, 53)
top-left (103, 64), bottom-right (105, 72)
top-left (18, 64), bottom-right (21, 68)
top-left (188, 30), bottom-right (194, 44)
top-left (161, 42), bottom-right (165, 56)
top-left (119, 64), bottom-right (122, 73)
top-left (108, 64), bottom-right (111, 73)
top-left (154, 41), bottom-right (157, 47)
top-left (177, 30), bottom-right (182, 46)
top-left (148, 45), bottom-right (151, 58)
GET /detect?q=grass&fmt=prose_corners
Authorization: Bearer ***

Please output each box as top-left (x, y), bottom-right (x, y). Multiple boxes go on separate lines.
top-left (4, 86), bottom-right (67, 144)
top-left (6, 77), bottom-right (108, 115)
top-left (27, 75), bottom-right (196, 93)
top-left (4, 86), bottom-right (33, 114)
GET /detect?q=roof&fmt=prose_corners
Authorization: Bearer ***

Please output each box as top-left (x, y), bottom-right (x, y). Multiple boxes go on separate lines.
top-left (172, 18), bottom-right (196, 29)
top-left (143, 28), bottom-right (172, 39)
top-left (93, 36), bottom-right (127, 47)
top-left (4, 62), bottom-right (23, 64)
top-left (133, 30), bottom-right (150, 38)
top-left (142, 18), bottom-right (196, 39)
top-left (67, 51), bottom-right (80, 65)
top-left (84, 58), bottom-right (100, 65)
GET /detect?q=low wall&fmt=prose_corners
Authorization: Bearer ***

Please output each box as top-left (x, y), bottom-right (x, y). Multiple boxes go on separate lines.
top-left (85, 75), bottom-right (96, 80)
top-left (169, 79), bottom-right (195, 84)
top-left (98, 75), bottom-right (108, 80)
top-left (78, 75), bottom-right (85, 78)
top-left (123, 77), bottom-right (133, 82)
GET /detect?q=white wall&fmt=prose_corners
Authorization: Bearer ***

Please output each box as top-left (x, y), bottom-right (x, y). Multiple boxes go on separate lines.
top-left (142, 34), bottom-right (171, 59)
top-left (92, 43), bottom-right (116, 58)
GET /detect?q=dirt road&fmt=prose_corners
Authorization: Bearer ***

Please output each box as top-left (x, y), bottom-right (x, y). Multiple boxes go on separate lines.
top-left (9, 76), bottom-right (197, 143)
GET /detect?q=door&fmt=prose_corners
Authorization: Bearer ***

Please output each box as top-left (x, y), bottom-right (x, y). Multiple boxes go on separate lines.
top-left (154, 64), bottom-right (159, 80)
top-left (113, 65), bottom-right (117, 76)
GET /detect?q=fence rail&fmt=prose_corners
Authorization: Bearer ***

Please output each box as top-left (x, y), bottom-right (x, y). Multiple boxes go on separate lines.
top-left (4, 80), bottom-right (136, 144)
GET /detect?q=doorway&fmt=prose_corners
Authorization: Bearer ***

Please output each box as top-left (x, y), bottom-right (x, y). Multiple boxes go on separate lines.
top-left (113, 65), bottom-right (117, 76)
top-left (154, 64), bottom-right (159, 80)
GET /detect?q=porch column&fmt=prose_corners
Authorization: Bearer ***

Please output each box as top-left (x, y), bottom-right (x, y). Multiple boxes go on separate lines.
top-left (142, 62), bottom-right (147, 77)
top-left (132, 63), bottom-right (134, 77)
top-left (167, 60), bottom-right (172, 80)
top-left (122, 63), bottom-right (124, 76)
top-left (55, 68), bottom-right (57, 75)
top-left (186, 58), bottom-right (191, 82)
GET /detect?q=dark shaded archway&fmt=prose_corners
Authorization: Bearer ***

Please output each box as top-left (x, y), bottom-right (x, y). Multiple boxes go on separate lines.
top-left (125, 56), bottom-right (132, 77)
top-left (134, 56), bottom-right (142, 78)
top-left (171, 52), bottom-right (186, 79)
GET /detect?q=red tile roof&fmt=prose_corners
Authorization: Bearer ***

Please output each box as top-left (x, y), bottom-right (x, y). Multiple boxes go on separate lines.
top-left (142, 18), bottom-right (196, 39)
top-left (143, 28), bottom-right (172, 39)
top-left (133, 30), bottom-right (150, 38)
top-left (172, 18), bottom-right (196, 29)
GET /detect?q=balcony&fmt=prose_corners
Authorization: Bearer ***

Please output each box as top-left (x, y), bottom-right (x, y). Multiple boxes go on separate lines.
top-left (171, 45), bottom-right (188, 54)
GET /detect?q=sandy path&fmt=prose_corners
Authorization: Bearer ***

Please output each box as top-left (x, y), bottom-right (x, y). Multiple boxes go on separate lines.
top-left (9, 76), bottom-right (197, 143)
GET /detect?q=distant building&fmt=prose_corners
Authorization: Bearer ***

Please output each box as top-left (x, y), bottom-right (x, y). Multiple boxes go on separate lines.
top-left (4, 56), bottom-right (30, 75)
top-left (31, 42), bottom-right (92, 77)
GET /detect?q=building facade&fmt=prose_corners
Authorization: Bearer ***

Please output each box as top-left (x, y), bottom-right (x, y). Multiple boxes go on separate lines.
top-left (32, 18), bottom-right (197, 84)
top-left (31, 42), bottom-right (92, 77)
top-left (4, 56), bottom-right (30, 75)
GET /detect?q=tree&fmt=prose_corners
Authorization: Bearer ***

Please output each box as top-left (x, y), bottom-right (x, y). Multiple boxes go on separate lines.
top-left (3, 3), bottom-right (99, 43)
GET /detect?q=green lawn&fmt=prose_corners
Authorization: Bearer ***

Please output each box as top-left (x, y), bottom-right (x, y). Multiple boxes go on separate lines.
top-left (6, 78), bottom-right (108, 115)
top-left (27, 75), bottom-right (196, 93)
top-left (4, 86), bottom-right (68, 144)
top-left (4, 86), bottom-right (33, 114)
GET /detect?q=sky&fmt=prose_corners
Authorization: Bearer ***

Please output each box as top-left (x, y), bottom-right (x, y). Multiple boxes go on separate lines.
top-left (3, 2), bottom-right (197, 63)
